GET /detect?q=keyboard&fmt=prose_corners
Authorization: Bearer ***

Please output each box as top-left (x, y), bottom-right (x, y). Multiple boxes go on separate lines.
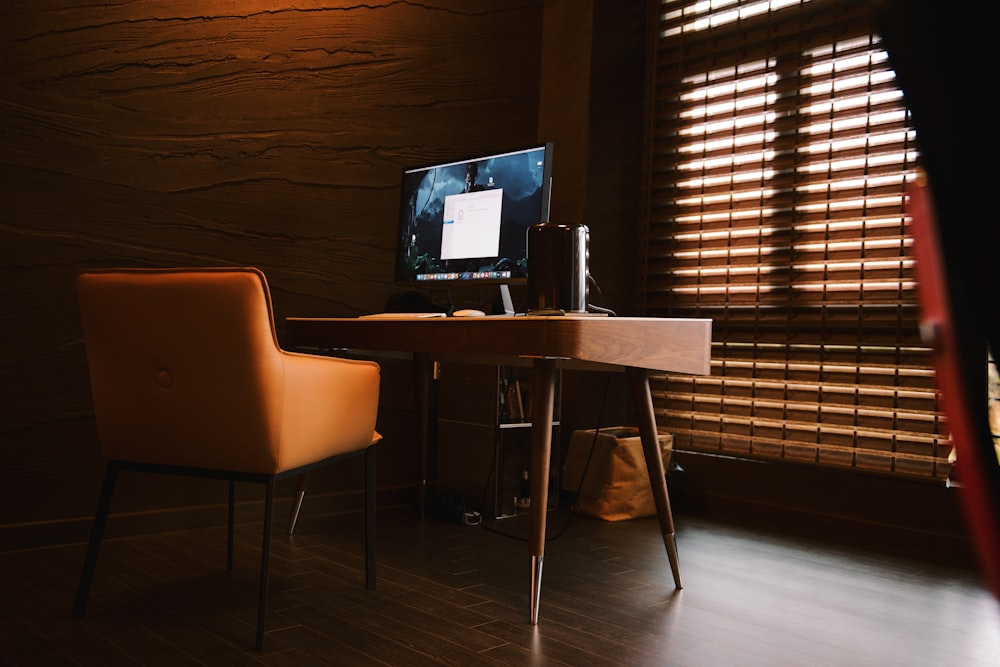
top-left (358, 312), bottom-right (448, 319)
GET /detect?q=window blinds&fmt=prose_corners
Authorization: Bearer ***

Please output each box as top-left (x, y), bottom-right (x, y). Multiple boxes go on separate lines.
top-left (640, 0), bottom-right (950, 479)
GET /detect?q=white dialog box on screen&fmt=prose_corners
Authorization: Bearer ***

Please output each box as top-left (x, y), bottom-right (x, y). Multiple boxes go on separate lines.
top-left (440, 188), bottom-right (504, 260)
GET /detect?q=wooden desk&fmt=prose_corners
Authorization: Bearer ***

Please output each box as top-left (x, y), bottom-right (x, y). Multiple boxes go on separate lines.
top-left (285, 315), bottom-right (712, 623)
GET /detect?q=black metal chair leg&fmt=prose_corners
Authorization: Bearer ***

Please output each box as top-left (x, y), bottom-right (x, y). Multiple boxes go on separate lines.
top-left (227, 479), bottom-right (235, 571)
top-left (256, 477), bottom-right (275, 651)
top-left (73, 461), bottom-right (120, 618)
top-left (365, 444), bottom-right (376, 591)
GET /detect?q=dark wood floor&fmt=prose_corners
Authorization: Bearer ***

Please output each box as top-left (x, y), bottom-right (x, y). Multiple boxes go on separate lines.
top-left (2, 502), bottom-right (998, 666)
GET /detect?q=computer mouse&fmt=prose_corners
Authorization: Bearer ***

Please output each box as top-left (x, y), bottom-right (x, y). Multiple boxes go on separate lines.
top-left (452, 308), bottom-right (487, 317)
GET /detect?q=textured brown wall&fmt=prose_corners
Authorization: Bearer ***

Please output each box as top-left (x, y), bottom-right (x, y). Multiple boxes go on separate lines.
top-left (0, 1), bottom-right (552, 546)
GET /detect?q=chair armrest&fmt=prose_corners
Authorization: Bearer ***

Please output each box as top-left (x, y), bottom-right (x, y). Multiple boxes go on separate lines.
top-left (276, 351), bottom-right (381, 472)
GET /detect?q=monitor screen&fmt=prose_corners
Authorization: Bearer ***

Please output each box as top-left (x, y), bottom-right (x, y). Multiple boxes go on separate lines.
top-left (394, 143), bottom-right (553, 286)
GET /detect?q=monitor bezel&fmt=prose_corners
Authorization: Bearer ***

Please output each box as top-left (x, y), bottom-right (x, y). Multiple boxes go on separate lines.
top-left (392, 142), bottom-right (553, 287)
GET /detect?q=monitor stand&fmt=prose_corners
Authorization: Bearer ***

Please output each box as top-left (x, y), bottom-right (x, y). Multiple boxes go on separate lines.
top-left (443, 284), bottom-right (516, 316)
top-left (499, 284), bottom-right (515, 316)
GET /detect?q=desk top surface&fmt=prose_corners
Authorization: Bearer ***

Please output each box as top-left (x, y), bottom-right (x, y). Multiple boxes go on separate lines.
top-left (285, 315), bottom-right (712, 376)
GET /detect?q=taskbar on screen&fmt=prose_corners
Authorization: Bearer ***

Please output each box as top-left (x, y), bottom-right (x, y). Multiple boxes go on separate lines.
top-left (416, 270), bottom-right (511, 281)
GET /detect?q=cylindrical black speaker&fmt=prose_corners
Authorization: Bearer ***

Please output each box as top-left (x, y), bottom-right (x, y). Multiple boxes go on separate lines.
top-left (526, 222), bottom-right (589, 313)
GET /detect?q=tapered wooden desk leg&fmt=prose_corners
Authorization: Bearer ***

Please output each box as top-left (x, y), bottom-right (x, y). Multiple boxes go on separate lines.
top-left (529, 357), bottom-right (557, 624)
top-left (287, 473), bottom-right (308, 535)
top-left (414, 353), bottom-right (432, 518)
top-left (626, 366), bottom-right (682, 589)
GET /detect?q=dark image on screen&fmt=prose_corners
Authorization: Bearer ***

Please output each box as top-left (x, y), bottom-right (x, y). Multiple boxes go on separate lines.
top-left (395, 144), bottom-right (552, 285)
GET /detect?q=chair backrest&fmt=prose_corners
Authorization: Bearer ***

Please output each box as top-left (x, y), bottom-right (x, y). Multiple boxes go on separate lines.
top-left (77, 267), bottom-right (289, 472)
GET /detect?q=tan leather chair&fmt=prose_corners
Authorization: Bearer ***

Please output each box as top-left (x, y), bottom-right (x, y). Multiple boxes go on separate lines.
top-left (71, 267), bottom-right (381, 650)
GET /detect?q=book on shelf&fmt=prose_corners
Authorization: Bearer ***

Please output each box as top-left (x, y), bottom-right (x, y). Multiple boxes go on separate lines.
top-left (501, 377), bottom-right (527, 421)
top-left (513, 379), bottom-right (525, 420)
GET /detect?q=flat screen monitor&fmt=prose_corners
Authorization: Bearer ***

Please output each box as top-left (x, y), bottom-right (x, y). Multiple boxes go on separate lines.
top-left (394, 143), bottom-right (553, 286)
